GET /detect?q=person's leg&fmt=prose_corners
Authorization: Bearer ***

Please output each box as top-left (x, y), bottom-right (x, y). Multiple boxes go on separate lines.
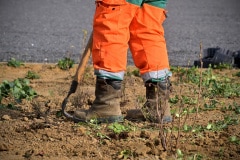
top-left (92, 0), bottom-right (139, 78)
top-left (129, 1), bottom-right (170, 79)
top-left (128, 1), bottom-right (172, 123)
top-left (74, 0), bottom-right (139, 123)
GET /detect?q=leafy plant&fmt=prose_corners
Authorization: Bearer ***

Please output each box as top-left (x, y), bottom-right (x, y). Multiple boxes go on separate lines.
top-left (176, 149), bottom-right (184, 159)
top-left (172, 66), bottom-right (240, 98)
top-left (212, 63), bottom-right (233, 70)
top-left (183, 124), bottom-right (192, 132)
top-left (57, 57), bottom-right (74, 70)
top-left (190, 154), bottom-right (204, 160)
top-left (181, 96), bottom-right (197, 105)
top-left (204, 80), bottom-right (240, 98)
top-left (96, 132), bottom-right (111, 143)
top-left (132, 69), bottom-right (140, 77)
top-left (203, 100), bottom-right (218, 110)
top-left (169, 95), bottom-right (179, 104)
top-left (221, 102), bottom-right (240, 114)
top-left (108, 122), bottom-right (130, 134)
top-left (25, 71), bottom-right (40, 79)
top-left (229, 136), bottom-right (240, 145)
top-left (0, 78), bottom-right (37, 103)
top-left (126, 68), bottom-right (140, 77)
top-left (56, 110), bottom-right (63, 118)
top-left (0, 103), bottom-right (19, 110)
top-left (119, 149), bottom-right (134, 159)
top-left (234, 106), bottom-right (240, 114)
top-left (206, 116), bottom-right (239, 131)
top-left (7, 58), bottom-right (24, 67)
top-left (191, 125), bottom-right (205, 133)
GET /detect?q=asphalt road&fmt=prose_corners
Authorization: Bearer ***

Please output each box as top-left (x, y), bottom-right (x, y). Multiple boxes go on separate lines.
top-left (0, 0), bottom-right (240, 66)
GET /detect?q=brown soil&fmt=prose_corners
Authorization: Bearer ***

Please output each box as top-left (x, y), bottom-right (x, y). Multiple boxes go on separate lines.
top-left (0, 63), bottom-right (239, 160)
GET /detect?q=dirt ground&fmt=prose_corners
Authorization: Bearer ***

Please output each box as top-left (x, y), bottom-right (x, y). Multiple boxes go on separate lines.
top-left (0, 63), bottom-right (239, 160)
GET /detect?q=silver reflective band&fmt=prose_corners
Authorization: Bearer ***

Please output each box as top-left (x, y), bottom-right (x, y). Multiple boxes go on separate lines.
top-left (94, 69), bottom-right (125, 80)
top-left (95, 68), bottom-right (172, 82)
top-left (141, 68), bottom-right (172, 82)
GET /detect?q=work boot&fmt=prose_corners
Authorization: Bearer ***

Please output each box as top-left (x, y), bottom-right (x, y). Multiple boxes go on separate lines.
top-left (141, 77), bottom-right (172, 123)
top-left (74, 78), bottom-right (123, 123)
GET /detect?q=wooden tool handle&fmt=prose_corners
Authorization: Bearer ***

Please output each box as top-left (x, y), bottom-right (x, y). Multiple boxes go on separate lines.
top-left (74, 32), bottom-right (93, 83)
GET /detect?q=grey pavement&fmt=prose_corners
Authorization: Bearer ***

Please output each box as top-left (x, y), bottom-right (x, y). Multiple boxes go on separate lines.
top-left (0, 0), bottom-right (240, 66)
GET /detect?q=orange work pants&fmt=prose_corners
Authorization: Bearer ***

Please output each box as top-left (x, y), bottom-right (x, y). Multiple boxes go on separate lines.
top-left (92, 0), bottom-right (170, 81)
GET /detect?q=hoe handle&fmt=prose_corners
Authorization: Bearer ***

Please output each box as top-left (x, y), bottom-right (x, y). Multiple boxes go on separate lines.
top-left (74, 32), bottom-right (93, 83)
top-left (62, 32), bottom-right (93, 120)
top-left (68, 31), bottom-right (93, 95)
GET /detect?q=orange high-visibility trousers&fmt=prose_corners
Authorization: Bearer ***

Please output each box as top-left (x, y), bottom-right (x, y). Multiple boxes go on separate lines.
top-left (92, 0), bottom-right (171, 82)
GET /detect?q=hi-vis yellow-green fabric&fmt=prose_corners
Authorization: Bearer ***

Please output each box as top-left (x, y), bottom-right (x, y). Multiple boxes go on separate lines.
top-left (126, 0), bottom-right (168, 8)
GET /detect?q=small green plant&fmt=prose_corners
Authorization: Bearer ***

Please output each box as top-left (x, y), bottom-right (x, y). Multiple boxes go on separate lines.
top-left (229, 136), bottom-right (240, 145)
top-left (190, 153), bottom-right (204, 160)
top-left (169, 95), bottom-right (179, 104)
top-left (183, 124), bottom-right (192, 132)
top-left (25, 71), bottom-right (40, 79)
top-left (203, 100), bottom-right (218, 110)
top-left (132, 69), bottom-right (140, 77)
top-left (221, 102), bottom-right (240, 114)
top-left (57, 57), bottom-right (74, 70)
top-left (0, 103), bottom-right (19, 110)
top-left (96, 132), bottom-right (111, 143)
top-left (7, 58), bottom-right (23, 67)
top-left (176, 149), bottom-right (184, 159)
top-left (77, 119), bottom-right (111, 144)
top-left (213, 63), bottom-right (232, 70)
top-left (235, 106), bottom-right (240, 114)
top-left (126, 68), bottom-right (140, 77)
top-left (0, 78), bottom-right (37, 103)
top-left (108, 122), bottom-right (130, 134)
top-left (87, 118), bottom-right (102, 130)
top-left (119, 149), bottom-right (133, 159)
top-left (191, 125), bottom-right (205, 133)
top-left (56, 110), bottom-right (63, 118)
top-left (181, 96), bottom-right (197, 105)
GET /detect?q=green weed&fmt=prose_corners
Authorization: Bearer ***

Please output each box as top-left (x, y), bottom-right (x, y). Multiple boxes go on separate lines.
top-left (25, 71), bottom-right (40, 79)
top-left (229, 136), bottom-right (240, 145)
top-left (206, 115), bottom-right (239, 131)
top-left (203, 100), bottom-right (218, 110)
top-left (57, 57), bottom-right (74, 70)
top-left (108, 122), bottom-right (130, 134)
top-left (221, 102), bottom-right (240, 114)
top-left (7, 58), bottom-right (24, 67)
top-left (212, 63), bottom-right (233, 70)
top-left (0, 103), bottom-right (19, 110)
top-left (119, 149), bottom-right (134, 159)
top-left (173, 66), bottom-right (240, 98)
top-left (0, 78), bottom-right (37, 103)
top-left (132, 69), bottom-right (140, 77)
top-left (176, 149), bottom-right (184, 159)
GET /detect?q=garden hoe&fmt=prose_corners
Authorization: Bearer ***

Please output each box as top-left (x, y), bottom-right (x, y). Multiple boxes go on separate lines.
top-left (61, 32), bottom-right (93, 122)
